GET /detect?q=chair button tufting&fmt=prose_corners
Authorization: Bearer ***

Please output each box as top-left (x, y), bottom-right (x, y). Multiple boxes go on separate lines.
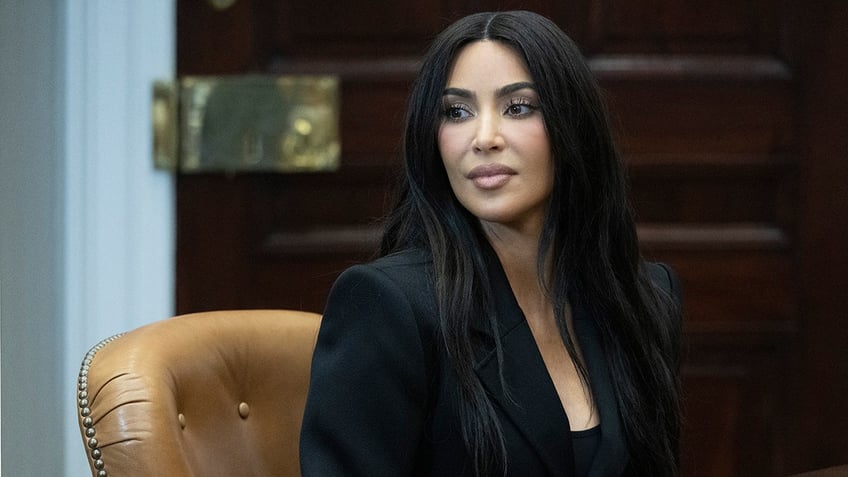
top-left (238, 402), bottom-right (250, 419)
top-left (178, 413), bottom-right (186, 429)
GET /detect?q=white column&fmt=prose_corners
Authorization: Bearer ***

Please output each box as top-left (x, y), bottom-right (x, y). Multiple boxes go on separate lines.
top-left (62, 1), bottom-right (175, 474)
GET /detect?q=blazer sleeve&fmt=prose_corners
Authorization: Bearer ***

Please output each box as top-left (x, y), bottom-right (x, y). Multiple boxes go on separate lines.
top-left (300, 263), bottom-right (430, 476)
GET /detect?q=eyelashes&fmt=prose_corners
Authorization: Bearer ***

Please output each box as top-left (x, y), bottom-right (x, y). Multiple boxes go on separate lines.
top-left (443, 103), bottom-right (473, 121)
top-left (441, 97), bottom-right (540, 122)
top-left (504, 98), bottom-right (539, 117)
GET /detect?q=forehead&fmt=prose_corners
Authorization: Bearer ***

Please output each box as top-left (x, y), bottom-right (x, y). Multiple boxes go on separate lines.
top-left (445, 40), bottom-right (532, 88)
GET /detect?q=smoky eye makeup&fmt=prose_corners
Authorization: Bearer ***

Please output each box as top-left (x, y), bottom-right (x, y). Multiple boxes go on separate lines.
top-left (442, 101), bottom-right (473, 121)
top-left (504, 97), bottom-right (540, 117)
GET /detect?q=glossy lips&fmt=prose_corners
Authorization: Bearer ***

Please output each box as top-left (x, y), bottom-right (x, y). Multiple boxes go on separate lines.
top-left (467, 163), bottom-right (517, 190)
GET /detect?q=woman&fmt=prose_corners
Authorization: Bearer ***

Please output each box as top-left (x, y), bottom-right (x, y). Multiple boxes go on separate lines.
top-left (300, 10), bottom-right (682, 477)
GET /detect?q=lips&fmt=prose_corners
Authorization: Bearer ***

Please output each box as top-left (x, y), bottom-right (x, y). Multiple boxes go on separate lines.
top-left (467, 163), bottom-right (517, 190)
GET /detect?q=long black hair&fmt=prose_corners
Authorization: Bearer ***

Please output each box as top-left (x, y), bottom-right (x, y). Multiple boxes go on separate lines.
top-left (381, 10), bottom-right (681, 476)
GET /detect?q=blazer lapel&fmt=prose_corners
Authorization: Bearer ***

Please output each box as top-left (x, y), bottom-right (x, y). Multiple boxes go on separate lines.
top-left (473, 244), bottom-right (574, 476)
top-left (572, 305), bottom-right (631, 477)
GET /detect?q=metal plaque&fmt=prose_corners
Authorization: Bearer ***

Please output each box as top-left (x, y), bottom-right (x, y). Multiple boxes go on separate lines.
top-left (153, 75), bottom-right (340, 173)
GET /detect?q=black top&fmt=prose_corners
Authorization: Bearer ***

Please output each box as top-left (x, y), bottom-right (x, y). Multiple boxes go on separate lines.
top-left (572, 426), bottom-right (602, 476)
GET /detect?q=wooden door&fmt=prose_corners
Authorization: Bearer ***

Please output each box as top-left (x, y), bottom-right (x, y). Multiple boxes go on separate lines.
top-left (176, 1), bottom-right (848, 475)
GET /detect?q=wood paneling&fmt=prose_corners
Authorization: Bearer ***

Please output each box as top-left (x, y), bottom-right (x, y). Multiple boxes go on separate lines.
top-left (585, 0), bottom-right (801, 473)
top-left (588, 0), bottom-right (781, 53)
top-left (269, 1), bottom-right (445, 56)
top-left (792, 1), bottom-right (848, 472)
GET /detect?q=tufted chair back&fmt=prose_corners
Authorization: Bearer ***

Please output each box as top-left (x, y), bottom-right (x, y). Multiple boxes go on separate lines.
top-left (76, 309), bottom-right (322, 477)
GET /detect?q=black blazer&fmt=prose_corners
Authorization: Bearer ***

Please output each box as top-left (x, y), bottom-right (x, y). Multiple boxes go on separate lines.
top-left (300, 247), bottom-right (681, 476)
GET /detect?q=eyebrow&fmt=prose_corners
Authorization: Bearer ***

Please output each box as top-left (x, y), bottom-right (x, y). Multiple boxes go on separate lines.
top-left (442, 81), bottom-right (537, 99)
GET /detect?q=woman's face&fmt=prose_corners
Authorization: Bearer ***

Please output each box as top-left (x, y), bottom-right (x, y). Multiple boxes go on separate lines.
top-left (438, 40), bottom-right (554, 236)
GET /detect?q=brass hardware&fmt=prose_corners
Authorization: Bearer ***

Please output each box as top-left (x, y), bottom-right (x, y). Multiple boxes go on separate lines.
top-left (153, 81), bottom-right (178, 171)
top-left (207, 0), bottom-right (238, 11)
top-left (153, 75), bottom-right (341, 173)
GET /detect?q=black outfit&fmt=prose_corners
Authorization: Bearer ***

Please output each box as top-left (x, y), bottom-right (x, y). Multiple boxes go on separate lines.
top-left (300, 244), bottom-right (680, 476)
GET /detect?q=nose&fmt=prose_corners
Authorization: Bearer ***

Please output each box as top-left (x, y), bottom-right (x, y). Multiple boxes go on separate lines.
top-left (471, 112), bottom-right (505, 153)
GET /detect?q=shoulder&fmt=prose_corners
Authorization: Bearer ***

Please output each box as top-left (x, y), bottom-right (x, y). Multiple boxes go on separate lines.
top-left (368, 248), bottom-right (432, 277)
top-left (645, 261), bottom-right (682, 305)
top-left (644, 262), bottom-right (684, 350)
top-left (326, 247), bottom-right (436, 322)
top-left (334, 248), bottom-right (432, 292)
top-left (317, 248), bottom-right (439, 385)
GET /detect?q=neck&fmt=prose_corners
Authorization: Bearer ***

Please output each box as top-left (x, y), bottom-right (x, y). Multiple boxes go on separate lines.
top-left (482, 221), bottom-right (550, 315)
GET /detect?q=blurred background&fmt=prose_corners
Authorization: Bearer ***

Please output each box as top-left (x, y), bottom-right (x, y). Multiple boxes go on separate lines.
top-left (2, 0), bottom-right (845, 475)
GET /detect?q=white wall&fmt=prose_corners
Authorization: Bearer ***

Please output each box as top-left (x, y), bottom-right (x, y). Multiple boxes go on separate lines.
top-left (0, 1), bottom-right (175, 475)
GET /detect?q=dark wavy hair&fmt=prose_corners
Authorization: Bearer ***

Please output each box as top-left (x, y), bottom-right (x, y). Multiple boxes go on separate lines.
top-left (381, 10), bottom-right (681, 477)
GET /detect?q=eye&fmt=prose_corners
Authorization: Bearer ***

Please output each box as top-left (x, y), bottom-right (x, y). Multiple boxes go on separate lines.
top-left (504, 99), bottom-right (538, 118)
top-left (443, 103), bottom-right (473, 122)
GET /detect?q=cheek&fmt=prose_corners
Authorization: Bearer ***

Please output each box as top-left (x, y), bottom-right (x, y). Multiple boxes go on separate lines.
top-left (437, 126), bottom-right (462, 171)
top-left (519, 122), bottom-right (550, 151)
top-left (526, 125), bottom-right (552, 163)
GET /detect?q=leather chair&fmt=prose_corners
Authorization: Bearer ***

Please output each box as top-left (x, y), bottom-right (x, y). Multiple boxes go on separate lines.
top-left (788, 465), bottom-right (848, 476)
top-left (75, 309), bottom-right (321, 477)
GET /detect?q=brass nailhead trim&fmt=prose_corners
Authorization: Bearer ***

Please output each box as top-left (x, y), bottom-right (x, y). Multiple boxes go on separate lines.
top-left (77, 333), bottom-right (125, 477)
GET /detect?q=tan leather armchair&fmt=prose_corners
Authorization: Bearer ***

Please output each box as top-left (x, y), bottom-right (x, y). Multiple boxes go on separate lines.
top-left (75, 309), bottom-right (321, 477)
top-left (788, 465), bottom-right (848, 476)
